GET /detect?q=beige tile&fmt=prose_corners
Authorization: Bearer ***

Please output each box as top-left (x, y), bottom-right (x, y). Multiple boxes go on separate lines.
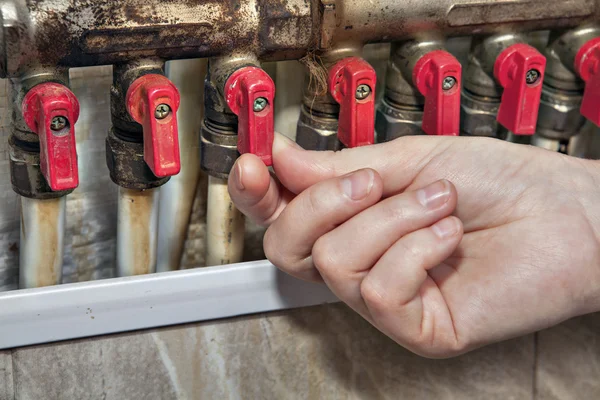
top-left (9, 304), bottom-right (535, 400)
top-left (153, 303), bottom-right (534, 400)
top-left (13, 334), bottom-right (177, 400)
top-left (0, 351), bottom-right (14, 400)
top-left (536, 313), bottom-right (600, 400)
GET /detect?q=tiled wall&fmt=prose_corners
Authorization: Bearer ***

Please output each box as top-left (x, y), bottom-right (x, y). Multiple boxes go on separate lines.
top-left (1, 305), bottom-right (598, 399)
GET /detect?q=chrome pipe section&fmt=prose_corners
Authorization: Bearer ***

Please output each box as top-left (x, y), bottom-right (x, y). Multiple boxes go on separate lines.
top-left (157, 59), bottom-right (207, 273)
top-left (205, 176), bottom-right (245, 267)
top-left (19, 197), bottom-right (66, 288)
top-left (1, 0), bottom-right (598, 78)
top-left (117, 188), bottom-right (159, 277)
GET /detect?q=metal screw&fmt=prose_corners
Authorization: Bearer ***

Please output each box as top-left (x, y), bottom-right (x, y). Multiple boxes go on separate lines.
top-left (155, 104), bottom-right (171, 119)
top-left (442, 76), bottom-right (457, 91)
top-left (526, 69), bottom-right (540, 85)
top-left (253, 97), bottom-right (268, 112)
top-left (50, 116), bottom-right (67, 131)
top-left (355, 84), bottom-right (371, 100)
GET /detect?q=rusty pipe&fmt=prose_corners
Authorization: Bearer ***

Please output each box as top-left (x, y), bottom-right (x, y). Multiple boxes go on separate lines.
top-left (19, 197), bottom-right (65, 288)
top-left (1, 0), bottom-right (598, 78)
top-left (117, 187), bottom-right (159, 277)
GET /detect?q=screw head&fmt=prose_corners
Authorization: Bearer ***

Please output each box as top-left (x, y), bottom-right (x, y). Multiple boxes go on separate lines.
top-left (253, 97), bottom-right (268, 112)
top-left (155, 104), bottom-right (171, 119)
top-left (442, 76), bottom-right (457, 91)
top-left (355, 84), bottom-right (371, 100)
top-left (50, 116), bottom-right (67, 131)
top-left (526, 69), bottom-right (540, 85)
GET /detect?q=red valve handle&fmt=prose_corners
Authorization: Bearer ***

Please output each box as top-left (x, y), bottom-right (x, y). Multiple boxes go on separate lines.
top-left (575, 37), bottom-right (600, 127)
top-left (225, 66), bottom-right (276, 166)
top-left (494, 43), bottom-right (546, 135)
top-left (126, 74), bottom-right (181, 178)
top-left (413, 50), bottom-right (462, 136)
top-left (328, 57), bottom-right (376, 148)
top-left (22, 83), bottom-right (80, 191)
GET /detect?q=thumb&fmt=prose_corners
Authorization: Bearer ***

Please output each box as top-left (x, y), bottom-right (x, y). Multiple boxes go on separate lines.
top-left (272, 133), bottom-right (452, 196)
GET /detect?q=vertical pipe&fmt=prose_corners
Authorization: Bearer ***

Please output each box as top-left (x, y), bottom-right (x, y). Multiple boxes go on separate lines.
top-left (205, 176), bottom-right (245, 266)
top-left (19, 197), bottom-right (66, 288)
top-left (157, 59), bottom-right (207, 272)
top-left (274, 61), bottom-right (305, 140)
top-left (117, 187), bottom-right (159, 276)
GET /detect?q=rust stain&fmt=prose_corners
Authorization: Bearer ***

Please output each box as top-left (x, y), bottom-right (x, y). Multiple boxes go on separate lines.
top-left (36, 198), bottom-right (62, 287)
top-left (123, 189), bottom-right (154, 276)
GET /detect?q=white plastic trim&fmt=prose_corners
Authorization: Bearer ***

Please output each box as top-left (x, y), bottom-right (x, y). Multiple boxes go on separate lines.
top-left (0, 260), bottom-right (338, 349)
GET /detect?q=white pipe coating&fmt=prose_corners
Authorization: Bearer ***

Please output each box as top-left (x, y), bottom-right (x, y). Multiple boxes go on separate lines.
top-left (19, 196), bottom-right (66, 288)
top-left (157, 59), bottom-right (207, 272)
top-left (205, 176), bottom-right (245, 266)
top-left (117, 187), bottom-right (159, 277)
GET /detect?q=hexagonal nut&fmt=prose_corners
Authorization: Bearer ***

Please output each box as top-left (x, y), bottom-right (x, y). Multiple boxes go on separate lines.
top-left (536, 89), bottom-right (586, 140)
top-left (295, 106), bottom-right (340, 151)
top-left (375, 100), bottom-right (423, 142)
top-left (460, 104), bottom-right (500, 138)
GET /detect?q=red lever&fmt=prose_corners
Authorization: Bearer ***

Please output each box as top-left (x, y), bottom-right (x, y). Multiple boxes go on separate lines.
top-left (22, 83), bottom-right (80, 191)
top-left (126, 74), bottom-right (181, 178)
top-left (225, 66), bottom-right (276, 166)
top-left (413, 50), bottom-right (462, 136)
top-left (494, 43), bottom-right (546, 135)
top-left (328, 57), bottom-right (376, 148)
top-left (575, 37), bottom-right (600, 127)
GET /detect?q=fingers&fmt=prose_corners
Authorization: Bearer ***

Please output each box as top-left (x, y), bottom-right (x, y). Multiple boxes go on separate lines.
top-left (312, 180), bottom-right (457, 313)
top-left (228, 153), bottom-right (293, 226)
top-left (264, 168), bottom-right (383, 282)
top-left (272, 132), bottom-right (456, 197)
top-left (359, 216), bottom-right (464, 357)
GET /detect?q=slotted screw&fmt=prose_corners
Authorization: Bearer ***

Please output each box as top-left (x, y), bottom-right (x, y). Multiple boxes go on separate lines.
top-left (442, 76), bottom-right (457, 91)
top-left (50, 116), bottom-right (67, 131)
top-left (355, 84), bottom-right (371, 100)
top-left (155, 104), bottom-right (171, 119)
top-left (253, 97), bottom-right (268, 112)
top-left (526, 69), bottom-right (540, 85)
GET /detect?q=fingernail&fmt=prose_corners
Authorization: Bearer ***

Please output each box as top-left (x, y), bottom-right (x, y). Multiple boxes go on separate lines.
top-left (341, 169), bottom-right (375, 201)
top-left (432, 218), bottom-right (460, 239)
top-left (416, 180), bottom-right (451, 210)
top-left (234, 162), bottom-right (245, 191)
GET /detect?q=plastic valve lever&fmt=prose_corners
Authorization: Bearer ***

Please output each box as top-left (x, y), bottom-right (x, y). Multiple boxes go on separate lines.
top-left (328, 57), bottom-right (377, 148)
top-left (575, 37), bottom-right (600, 127)
top-left (126, 74), bottom-right (181, 178)
top-left (225, 66), bottom-right (276, 166)
top-left (22, 82), bottom-right (80, 191)
top-left (494, 43), bottom-right (546, 135)
top-left (413, 50), bottom-right (462, 136)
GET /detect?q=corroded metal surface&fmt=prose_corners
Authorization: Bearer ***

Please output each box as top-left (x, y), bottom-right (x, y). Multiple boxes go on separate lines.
top-left (1, 0), bottom-right (598, 77)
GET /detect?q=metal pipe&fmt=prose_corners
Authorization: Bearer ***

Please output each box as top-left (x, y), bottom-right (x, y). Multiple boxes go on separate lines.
top-left (274, 61), bottom-right (304, 139)
top-left (19, 197), bottom-right (66, 288)
top-left (2, 0), bottom-right (598, 78)
top-left (156, 59), bottom-right (207, 273)
top-left (117, 187), bottom-right (159, 277)
top-left (205, 176), bottom-right (245, 267)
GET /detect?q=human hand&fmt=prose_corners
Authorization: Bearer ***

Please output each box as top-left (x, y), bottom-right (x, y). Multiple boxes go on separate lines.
top-left (228, 133), bottom-right (600, 358)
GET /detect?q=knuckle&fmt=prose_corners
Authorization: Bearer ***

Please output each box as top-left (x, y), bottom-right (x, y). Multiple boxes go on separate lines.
top-left (263, 228), bottom-right (288, 268)
top-left (311, 236), bottom-right (337, 277)
top-left (360, 278), bottom-right (391, 312)
top-left (384, 199), bottom-right (408, 221)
